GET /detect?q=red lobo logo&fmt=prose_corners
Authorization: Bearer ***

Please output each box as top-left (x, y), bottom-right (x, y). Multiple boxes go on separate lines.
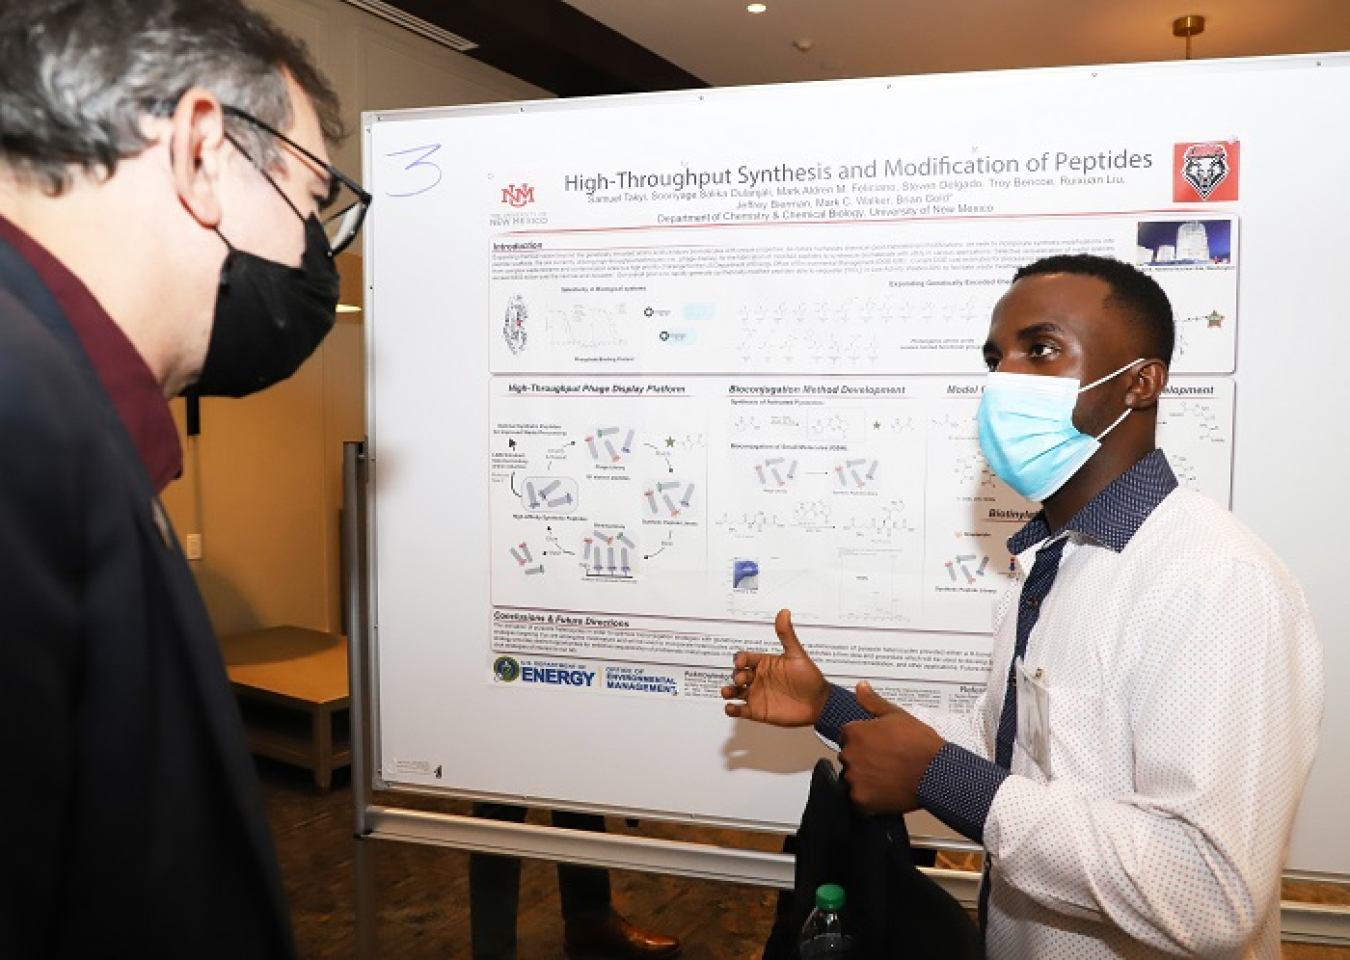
top-left (1173, 141), bottom-right (1240, 202)
top-left (500, 183), bottom-right (535, 207)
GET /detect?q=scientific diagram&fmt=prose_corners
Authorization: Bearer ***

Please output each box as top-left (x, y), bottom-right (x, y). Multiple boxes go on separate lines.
top-left (489, 376), bottom-right (1236, 643)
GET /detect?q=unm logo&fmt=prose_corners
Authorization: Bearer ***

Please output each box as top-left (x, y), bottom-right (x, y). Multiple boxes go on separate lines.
top-left (500, 183), bottom-right (535, 207)
top-left (1180, 143), bottom-right (1229, 200)
top-left (503, 295), bottom-right (528, 355)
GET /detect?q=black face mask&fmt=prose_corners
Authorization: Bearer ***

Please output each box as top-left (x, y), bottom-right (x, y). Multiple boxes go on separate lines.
top-left (189, 213), bottom-right (340, 398)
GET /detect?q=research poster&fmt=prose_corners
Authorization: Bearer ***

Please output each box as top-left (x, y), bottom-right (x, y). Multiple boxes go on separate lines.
top-left (368, 55), bottom-right (1350, 872)
top-left (461, 98), bottom-right (1241, 712)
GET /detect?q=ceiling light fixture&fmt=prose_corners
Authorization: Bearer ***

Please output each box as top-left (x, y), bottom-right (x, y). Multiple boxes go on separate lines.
top-left (747, 3), bottom-right (767, 13)
top-left (1173, 15), bottom-right (1205, 60)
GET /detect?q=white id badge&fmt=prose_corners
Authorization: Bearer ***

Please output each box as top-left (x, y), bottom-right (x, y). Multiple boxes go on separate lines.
top-left (1015, 658), bottom-right (1052, 778)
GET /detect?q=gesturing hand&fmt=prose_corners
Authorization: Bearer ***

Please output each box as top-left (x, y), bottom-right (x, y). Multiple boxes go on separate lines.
top-left (721, 609), bottom-right (829, 727)
top-left (839, 682), bottom-right (946, 815)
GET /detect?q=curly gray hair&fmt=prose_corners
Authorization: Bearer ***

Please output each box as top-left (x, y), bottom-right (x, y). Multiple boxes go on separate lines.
top-left (0, 0), bottom-right (343, 195)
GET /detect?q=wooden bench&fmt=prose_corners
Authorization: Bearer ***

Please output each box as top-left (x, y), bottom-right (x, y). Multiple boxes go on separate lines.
top-left (219, 625), bottom-right (352, 790)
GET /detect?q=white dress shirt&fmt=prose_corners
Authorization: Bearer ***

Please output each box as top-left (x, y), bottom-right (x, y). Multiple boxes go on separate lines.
top-left (819, 450), bottom-right (1324, 959)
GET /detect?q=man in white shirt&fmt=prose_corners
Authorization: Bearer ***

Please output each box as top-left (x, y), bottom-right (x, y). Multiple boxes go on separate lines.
top-left (722, 254), bottom-right (1323, 959)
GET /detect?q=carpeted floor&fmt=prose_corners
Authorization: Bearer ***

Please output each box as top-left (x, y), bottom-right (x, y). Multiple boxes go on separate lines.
top-left (262, 759), bottom-right (785, 958)
top-left (258, 759), bottom-right (1350, 959)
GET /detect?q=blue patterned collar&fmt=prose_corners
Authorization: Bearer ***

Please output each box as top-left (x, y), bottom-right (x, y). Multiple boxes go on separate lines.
top-left (1008, 448), bottom-right (1179, 555)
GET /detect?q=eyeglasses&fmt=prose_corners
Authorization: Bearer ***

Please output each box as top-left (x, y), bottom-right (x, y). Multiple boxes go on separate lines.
top-left (221, 105), bottom-right (371, 256)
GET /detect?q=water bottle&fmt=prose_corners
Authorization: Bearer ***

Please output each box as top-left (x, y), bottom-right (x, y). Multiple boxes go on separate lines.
top-left (798, 882), bottom-right (854, 958)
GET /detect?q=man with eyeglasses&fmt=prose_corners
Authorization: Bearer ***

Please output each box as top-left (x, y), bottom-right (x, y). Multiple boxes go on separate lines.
top-left (0, 1), bottom-right (366, 956)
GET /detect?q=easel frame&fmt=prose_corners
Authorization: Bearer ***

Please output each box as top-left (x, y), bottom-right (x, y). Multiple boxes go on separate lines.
top-left (343, 442), bottom-right (1349, 953)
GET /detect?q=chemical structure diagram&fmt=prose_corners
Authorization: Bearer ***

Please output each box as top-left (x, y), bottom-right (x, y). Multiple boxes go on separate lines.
top-left (1155, 397), bottom-right (1231, 499)
top-left (731, 412), bottom-right (808, 435)
top-left (1172, 309), bottom-right (1229, 360)
top-left (733, 300), bottom-right (885, 367)
top-left (1166, 453), bottom-right (1201, 488)
top-left (871, 415), bottom-right (920, 436)
top-left (1158, 400), bottom-right (1226, 443)
top-left (792, 499), bottom-right (833, 529)
top-left (735, 302), bottom-right (807, 366)
top-left (931, 411), bottom-right (978, 439)
top-left (732, 413), bottom-right (763, 434)
top-left (731, 291), bottom-right (991, 368)
top-left (638, 432), bottom-right (704, 477)
top-left (718, 499), bottom-right (912, 541)
top-left (840, 501), bottom-right (917, 541)
top-left (953, 452), bottom-right (1001, 491)
top-left (716, 510), bottom-right (786, 536)
top-left (808, 408), bottom-right (864, 442)
top-left (892, 293), bottom-right (988, 342)
top-left (795, 300), bottom-right (882, 366)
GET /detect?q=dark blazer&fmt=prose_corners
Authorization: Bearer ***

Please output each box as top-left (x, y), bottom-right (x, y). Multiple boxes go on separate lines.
top-left (763, 759), bottom-right (984, 960)
top-left (0, 235), bottom-right (295, 958)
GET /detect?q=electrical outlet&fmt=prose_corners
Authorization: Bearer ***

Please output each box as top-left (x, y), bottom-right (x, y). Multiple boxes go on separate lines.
top-left (185, 533), bottom-right (203, 561)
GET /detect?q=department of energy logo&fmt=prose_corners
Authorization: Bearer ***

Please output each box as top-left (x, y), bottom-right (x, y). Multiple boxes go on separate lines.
top-left (495, 657), bottom-right (598, 688)
top-left (493, 656), bottom-right (521, 682)
top-left (1173, 141), bottom-right (1239, 202)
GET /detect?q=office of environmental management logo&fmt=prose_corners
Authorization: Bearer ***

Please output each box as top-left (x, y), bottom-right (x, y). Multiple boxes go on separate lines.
top-left (493, 655), bottom-right (521, 682)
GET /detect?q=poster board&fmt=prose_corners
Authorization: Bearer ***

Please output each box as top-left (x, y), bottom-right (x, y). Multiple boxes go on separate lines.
top-left (363, 53), bottom-right (1349, 877)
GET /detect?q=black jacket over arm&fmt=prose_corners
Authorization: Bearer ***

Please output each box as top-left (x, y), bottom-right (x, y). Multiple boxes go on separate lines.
top-left (763, 759), bottom-right (984, 960)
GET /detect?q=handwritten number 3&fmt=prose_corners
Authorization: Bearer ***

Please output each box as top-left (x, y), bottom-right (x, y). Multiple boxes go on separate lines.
top-left (386, 143), bottom-right (443, 197)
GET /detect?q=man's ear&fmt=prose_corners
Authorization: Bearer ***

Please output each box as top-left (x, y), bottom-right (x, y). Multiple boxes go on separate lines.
top-left (167, 88), bottom-right (228, 228)
top-left (1125, 358), bottom-right (1169, 410)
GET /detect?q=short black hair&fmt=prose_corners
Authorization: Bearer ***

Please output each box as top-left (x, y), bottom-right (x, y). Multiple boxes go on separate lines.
top-left (1012, 254), bottom-right (1174, 365)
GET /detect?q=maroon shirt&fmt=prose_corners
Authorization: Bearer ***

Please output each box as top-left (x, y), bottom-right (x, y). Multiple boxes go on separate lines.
top-left (0, 215), bottom-right (181, 491)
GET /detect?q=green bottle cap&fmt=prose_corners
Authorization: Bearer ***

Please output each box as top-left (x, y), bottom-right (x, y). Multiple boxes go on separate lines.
top-left (815, 883), bottom-right (846, 911)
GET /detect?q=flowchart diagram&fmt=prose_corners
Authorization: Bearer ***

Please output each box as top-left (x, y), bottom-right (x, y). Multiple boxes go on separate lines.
top-left (489, 376), bottom-right (1235, 639)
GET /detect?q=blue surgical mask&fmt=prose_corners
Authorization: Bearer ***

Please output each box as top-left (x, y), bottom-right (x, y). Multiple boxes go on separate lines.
top-left (976, 358), bottom-right (1142, 502)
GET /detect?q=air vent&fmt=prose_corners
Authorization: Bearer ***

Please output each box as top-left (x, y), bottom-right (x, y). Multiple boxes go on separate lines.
top-left (339, 0), bottom-right (479, 52)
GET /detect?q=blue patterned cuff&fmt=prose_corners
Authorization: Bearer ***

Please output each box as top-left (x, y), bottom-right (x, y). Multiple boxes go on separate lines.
top-left (916, 743), bottom-right (1008, 844)
top-left (815, 683), bottom-right (873, 748)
